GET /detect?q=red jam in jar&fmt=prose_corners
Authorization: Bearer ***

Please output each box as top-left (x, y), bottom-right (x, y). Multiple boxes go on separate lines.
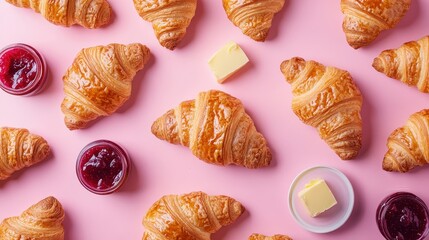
top-left (377, 192), bottom-right (429, 240)
top-left (76, 140), bottom-right (130, 195)
top-left (0, 43), bottom-right (47, 96)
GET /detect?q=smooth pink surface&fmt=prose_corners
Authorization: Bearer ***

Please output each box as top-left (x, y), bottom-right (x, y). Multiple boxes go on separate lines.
top-left (0, 1), bottom-right (428, 239)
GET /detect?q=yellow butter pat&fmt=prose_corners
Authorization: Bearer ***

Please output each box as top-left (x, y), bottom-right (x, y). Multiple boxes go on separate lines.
top-left (298, 178), bottom-right (337, 217)
top-left (208, 41), bottom-right (249, 83)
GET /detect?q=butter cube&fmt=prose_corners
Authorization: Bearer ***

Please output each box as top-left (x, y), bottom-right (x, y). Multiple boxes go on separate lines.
top-left (208, 41), bottom-right (249, 83)
top-left (298, 179), bottom-right (337, 217)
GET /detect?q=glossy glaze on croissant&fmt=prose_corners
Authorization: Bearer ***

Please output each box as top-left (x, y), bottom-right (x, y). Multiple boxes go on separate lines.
top-left (0, 127), bottom-right (50, 180)
top-left (151, 90), bottom-right (271, 168)
top-left (223, 0), bottom-right (285, 41)
top-left (341, 0), bottom-right (411, 49)
top-left (249, 234), bottom-right (293, 240)
top-left (373, 35), bottom-right (429, 92)
top-left (61, 43), bottom-right (150, 130)
top-left (143, 191), bottom-right (244, 240)
top-left (133, 0), bottom-right (197, 50)
top-left (5, 0), bottom-right (111, 28)
top-left (383, 109), bottom-right (429, 172)
top-left (280, 57), bottom-right (363, 160)
top-left (0, 196), bottom-right (65, 240)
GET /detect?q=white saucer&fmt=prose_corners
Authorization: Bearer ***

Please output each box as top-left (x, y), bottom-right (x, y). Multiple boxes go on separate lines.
top-left (288, 166), bottom-right (355, 233)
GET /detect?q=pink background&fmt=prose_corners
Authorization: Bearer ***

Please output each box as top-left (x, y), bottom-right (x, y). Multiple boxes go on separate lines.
top-left (1, 0), bottom-right (428, 239)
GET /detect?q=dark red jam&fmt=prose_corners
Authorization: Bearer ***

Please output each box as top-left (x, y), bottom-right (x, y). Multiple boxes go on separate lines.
top-left (377, 192), bottom-right (429, 240)
top-left (0, 43), bottom-right (47, 96)
top-left (76, 140), bottom-right (130, 194)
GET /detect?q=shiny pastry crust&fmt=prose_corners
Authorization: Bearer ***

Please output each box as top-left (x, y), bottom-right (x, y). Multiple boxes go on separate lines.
top-left (133, 0), bottom-right (197, 50)
top-left (5, 0), bottom-right (111, 28)
top-left (61, 43), bottom-right (150, 130)
top-left (222, 0), bottom-right (285, 41)
top-left (143, 191), bottom-right (244, 240)
top-left (0, 127), bottom-right (50, 180)
top-left (280, 57), bottom-right (363, 160)
top-left (341, 0), bottom-right (411, 49)
top-left (151, 90), bottom-right (272, 168)
top-left (383, 109), bottom-right (429, 172)
top-left (249, 234), bottom-right (293, 240)
top-left (373, 36), bottom-right (429, 92)
top-left (0, 196), bottom-right (65, 240)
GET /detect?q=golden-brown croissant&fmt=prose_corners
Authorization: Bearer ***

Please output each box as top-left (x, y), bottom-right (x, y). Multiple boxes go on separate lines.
top-left (151, 90), bottom-right (271, 168)
top-left (373, 35), bottom-right (429, 92)
top-left (0, 196), bottom-right (65, 240)
top-left (222, 0), bottom-right (285, 42)
top-left (61, 43), bottom-right (151, 130)
top-left (0, 127), bottom-right (50, 180)
top-left (5, 0), bottom-right (111, 28)
top-left (382, 109), bottom-right (429, 172)
top-left (249, 234), bottom-right (293, 240)
top-left (340, 0), bottom-right (411, 49)
top-left (280, 57), bottom-right (363, 160)
top-left (133, 0), bottom-right (197, 50)
top-left (142, 191), bottom-right (244, 239)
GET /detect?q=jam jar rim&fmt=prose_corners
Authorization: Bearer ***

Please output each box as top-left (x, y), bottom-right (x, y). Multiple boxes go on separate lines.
top-left (376, 191), bottom-right (429, 240)
top-left (0, 43), bottom-right (47, 96)
top-left (76, 139), bottom-right (131, 195)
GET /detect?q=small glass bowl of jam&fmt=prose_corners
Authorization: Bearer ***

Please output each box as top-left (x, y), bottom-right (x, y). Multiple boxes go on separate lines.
top-left (0, 43), bottom-right (48, 96)
top-left (76, 140), bottom-right (131, 195)
top-left (377, 192), bottom-right (429, 240)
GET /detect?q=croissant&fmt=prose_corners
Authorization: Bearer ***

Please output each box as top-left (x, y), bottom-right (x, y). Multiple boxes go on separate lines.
top-left (143, 191), bottom-right (244, 239)
top-left (373, 35), bottom-right (429, 92)
top-left (133, 0), bottom-right (197, 50)
top-left (0, 127), bottom-right (50, 180)
top-left (340, 0), bottom-right (411, 49)
top-left (5, 0), bottom-right (111, 28)
top-left (151, 90), bottom-right (271, 168)
top-left (61, 43), bottom-right (150, 130)
top-left (222, 0), bottom-right (285, 42)
top-left (280, 57), bottom-right (363, 160)
top-left (249, 234), bottom-right (293, 240)
top-left (0, 196), bottom-right (65, 240)
top-left (382, 109), bottom-right (429, 172)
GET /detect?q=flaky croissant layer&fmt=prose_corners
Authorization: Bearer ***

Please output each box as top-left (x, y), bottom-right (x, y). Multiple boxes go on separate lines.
top-left (280, 57), bottom-right (363, 160)
top-left (373, 35), bottom-right (429, 93)
top-left (5, 0), bottom-right (112, 28)
top-left (151, 90), bottom-right (271, 168)
top-left (0, 127), bottom-right (50, 180)
top-left (383, 109), bottom-right (429, 172)
top-left (143, 191), bottom-right (244, 239)
top-left (0, 196), bottom-right (65, 240)
top-left (249, 234), bottom-right (293, 240)
top-left (61, 43), bottom-right (151, 130)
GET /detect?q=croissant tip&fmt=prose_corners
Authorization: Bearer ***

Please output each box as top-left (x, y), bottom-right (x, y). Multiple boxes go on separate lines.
top-left (372, 57), bottom-right (384, 72)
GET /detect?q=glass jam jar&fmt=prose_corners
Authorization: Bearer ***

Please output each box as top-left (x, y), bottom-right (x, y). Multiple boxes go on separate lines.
top-left (76, 140), bottom-right (131, 195)
top-left (376, 192), bottom-right (429, 240)
top-left (0, 43), bottom-right (48, 96)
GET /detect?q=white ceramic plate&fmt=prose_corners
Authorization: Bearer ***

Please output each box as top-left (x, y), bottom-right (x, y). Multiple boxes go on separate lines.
top-left (288, 166), bottom-right (355, 233)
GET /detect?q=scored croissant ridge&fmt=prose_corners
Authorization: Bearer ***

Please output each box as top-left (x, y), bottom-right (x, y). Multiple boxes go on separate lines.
top-left (249, 234), bottom-right (293, 240)
top-left (373, 35), bottom-right (429, 92)
top-left (142, 191), bottom-right (244, 240)
top-left (0, 196), bottom-right (65, 240)
top-left (151, 89), bottom-right (272, 168)
top-left (5, 0), bottom-right (111, 28)
top-left (61, 43), bottom-right (150, 130)
top-left (133, 0), bottom-right (197, 50)
top-left (340, 0), bottom-right (411, 49)
top-left (280, 57), bottom-right (363, 160)
top-left (383, 109), bottom-right (429, 173)
top-left (222, 0), bottom-right (285, 42)
top-left (0, 127), bottom-right (50, 180)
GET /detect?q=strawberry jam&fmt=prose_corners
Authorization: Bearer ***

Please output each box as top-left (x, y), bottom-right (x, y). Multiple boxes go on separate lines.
top-left (0, 44), bottom-right (47, 96)
top-left (377, 192), bottom-right (429, 240)
top-left (76, 140), bottom-right (130, 194)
